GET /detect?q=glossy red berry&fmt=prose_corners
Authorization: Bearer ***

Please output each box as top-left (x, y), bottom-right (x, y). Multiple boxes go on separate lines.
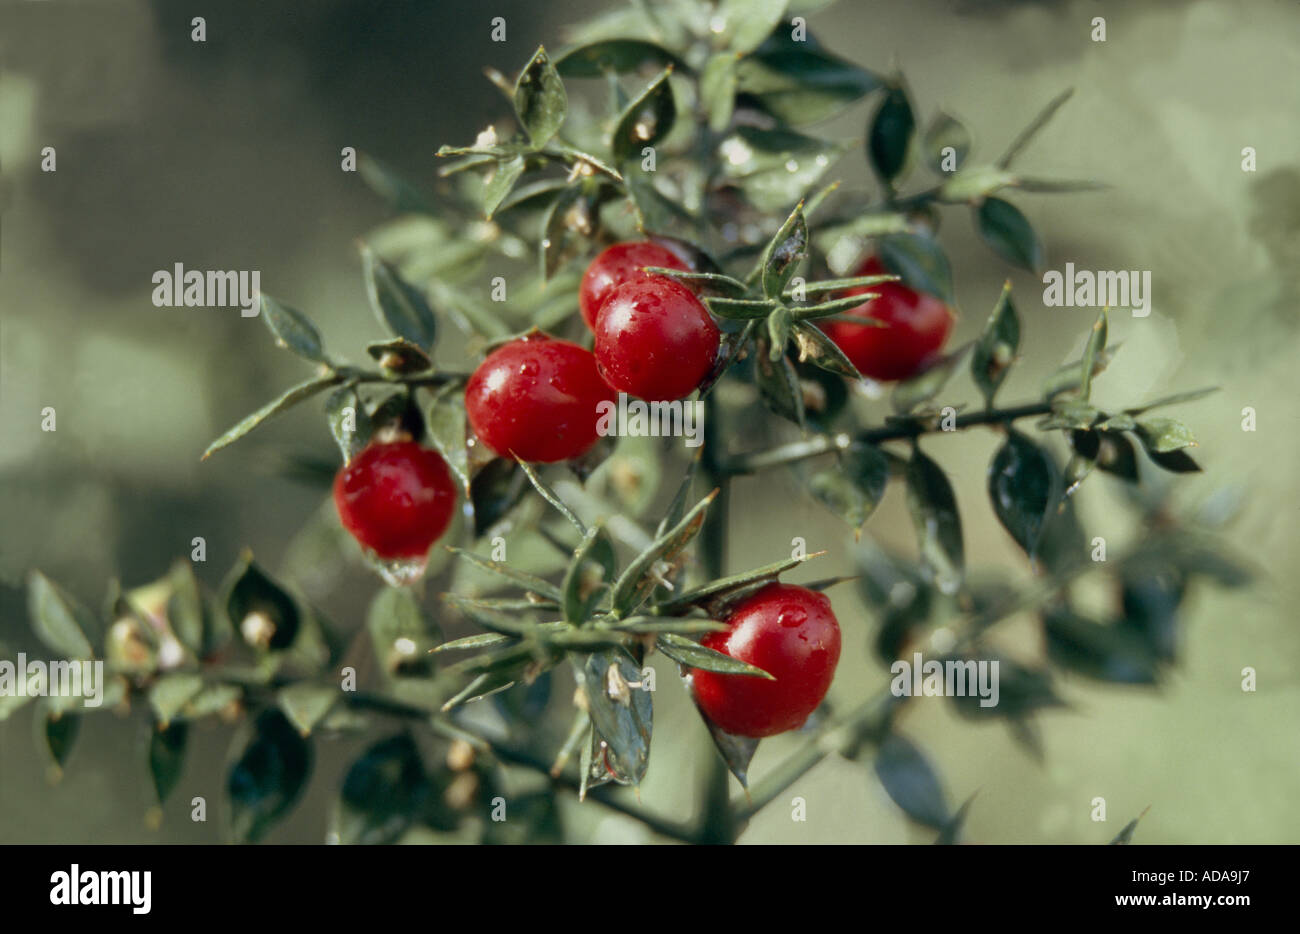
top-left (594, 277), bottom-right (719, 402)
top-left (579, 241), bottom-right (690, 330)
top-left (465, 333), bottom-right (614, 463)
top-left (824, 256), bottom-right (954, 382)
top-left (688, 583), bottom-right (842, 738)
top-left (333, 440), bottom-right (457, 559)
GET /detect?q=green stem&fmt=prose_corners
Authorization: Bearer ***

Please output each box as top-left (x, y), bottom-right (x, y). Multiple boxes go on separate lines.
top-left (722, 400), bottom-right (1053, 475)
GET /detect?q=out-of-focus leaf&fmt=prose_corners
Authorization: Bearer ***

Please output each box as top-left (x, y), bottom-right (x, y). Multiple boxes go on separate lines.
top-left (482, 155), bottom-right (526, 218)
top-left (227, 709), bottom-right (313, 844)
top-left (868, 84), bottom-right (915, 185)
top-left (27, 571), bottom-right (98, 659)
top-left (904, 447), bottom-right (964, 594)
top-left (735, 38), bottom-right (880, 127)
top-left (717, 0), bottom-right (788, 54)
top-left (754, 341), bottom-right (805, 427)
top-left (424, 387), bottom-right (470, 494)
top-left (700, 52), bottom-right (739, 131)
top-left (718, 125), bottom-right (844, 213)
top-left (698, 711), bottom-right (760, 788)
top-left (42, 711), bottom-right (80, 768)
top-left (333, 733), bottom-right (439, 845)
top-left (923, 111), bottom-right (970, 174)
top-left (997, 88), bottom-right (1074, 169)
top-left (278, 684), bottom-right (339, 736)
top-left (877, 232), bottom-right (953, 304)
top-left (325, 384), bottom-right (372, 465)
top-left (469, 458), bottom-right (530, 536)
top-left (149, 673), bottom-right (204, 726)
top-left (1134, 417), bottom-right (1197, 454)
top-left (1043, 607), bottom-right (1159, 684)
top-left (975, 197), bottom-right (1043, 273)
top-left (225, 555), bottom-right (300, 651)
top-left (555, 40), bottom-right (684, 77)
top-left (149, 721), bottom-right (188, 803)
top-left (892, 344), bottom-right (970, 414)
top-left (873, 733), bottom-right (951, 830)
top-left (1078, 310), bottom-right (1108, 401)
top-left (809, 443), bottom-right (889, 532)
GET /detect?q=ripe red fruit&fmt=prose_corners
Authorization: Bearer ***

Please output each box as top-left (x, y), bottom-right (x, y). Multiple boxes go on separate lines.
top-left (465, 333), bottom-right (614, 463)
top-left (824, 256), bottom-right (954, 382)
top-left (594, 277), bottom-right (719, 402)
top-left (333, 440), bottom-right (457, 559)
top-left (579, 240), bottom-right (690, 330)
top-left (688, 583), bottom-right (842, 738)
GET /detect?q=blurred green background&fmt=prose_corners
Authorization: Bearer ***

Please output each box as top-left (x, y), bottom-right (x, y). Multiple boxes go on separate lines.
top-left (1, 0), bottom-right (1296, 843)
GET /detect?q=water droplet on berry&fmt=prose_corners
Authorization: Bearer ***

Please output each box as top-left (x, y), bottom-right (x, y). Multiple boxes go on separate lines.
top-left (778, 606), bottom-right (807, 628)
top-left (519, 360), bottom-right (540, 377)
top-left (375, 554), bottom-right (428, 587)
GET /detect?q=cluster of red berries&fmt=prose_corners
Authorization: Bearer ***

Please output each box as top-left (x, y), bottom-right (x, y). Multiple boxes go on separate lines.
top-left (328, 243), bottom-right (957, 737)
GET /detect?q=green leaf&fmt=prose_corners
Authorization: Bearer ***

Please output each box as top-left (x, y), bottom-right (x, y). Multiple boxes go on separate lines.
top-left (766, 306), bottom-right (793, 361)
top-left (975, 197), bottom-right (1043, 273)
top-left (792, 321), bottom-right (861, 379)
top-left (371, 587), bottom-right (441, 676)
top-left (873, 733), bottom-right (951, 830)
top-left (1094, 431), bottom-right (1140, 482)
top-left (611, 67), bottom-right (676, 165)
top-left (278, 684), bottom-right (338, 736)
top-left (735, 39), bottom-right (880, 126)
top-left (657, 633), bottom-right (774, 678)
top-left (514, 46), bottom-right (567, 147)
top-left (988, 430), bottom-right (1059, 559)
top-left (482, 155), bottom-right (526, 219)
top-left (446, 548), bottom-right (563, 603)
top-left (227, 708), bottom-right (313, 843)
top-left (1134, 417), bottom-right (1197, 454)
top-left (1079, 310), bottom-right (1108, 401)
top-left (202, 374), bottom-right (339, 460)
top-left (578, 650), bottom-right (653, 786)
top-left (555, 40), bottom-right (684, 77)
top-left (698, 714), bottom-right (760, 789)
top-left (358, 153), bottom-right (440, 214)
top-left (325, 384), bottom-right (371, 464)
top-left (334, 733), bottom-right (445, 844)
top-left (469, 458), bottom-right (530, 536)
top-left (892, 344), bottom-right (970, 414)
top-left (868, 84), bottom-right (915, 185)
top-left (563, 526), bottom-right (617, 625)
top-left (877, 232), bottom-right (953, 304)
top-left (812, 442), bottom-right (890, 531)
top-left (753, 340), bottom-right (805, 427)
top-left (361, 246), bottom-right (438, 351)
top-left (424, 387), bottom-right (470, 494)
top-left (718, 0), bottom-right (789, 54)
top-left (225, 555), bottom-right (301, 651)
top-left (540, 180), bottom-right (607, 279)
top-left (704, 296), bottom-right (778, 320)
top-left (700, 52), bottom-right (740, 131)
top-left (922, 111), bottom-right (970, 174)
top-left (970, 282), bottom-right (1020, 407)
top-left (43, 711), bottom-right (81, 768)
top-left (182, 683), bottom-right (242, 719)
top-left (431, 632), bottom-right (512, 655)
top-left (260, 294), bottom-right (326, 363)
top-left (1043, 607), bottom-right (1159, 684)
top-left (761, 203), bottom-right (808, 299)
top-left (659, 553), bottom-right (815, 614)
top-left (905, 447), bottom-right (964, 594)
top-left (624, 171), bottom-right (703, 238)
top-left (1123, 386), bottom-right (1219, 415)
top-left (149, 721), bottom-right (188, 804)
top-left (998, 88), bottom-right (1074, 169)
top-left (611, 490), bottom-right (716, 617)
top-left (149, 673), bottom-right (204, 726)
top-left (516, 459), bottom-right (586, 536)
top-left (27, 571), bottom-right (98, 659)
top-left (166, 559), bottom-right (207, 655)
top-left (719, 126), bottom-right (844, 213)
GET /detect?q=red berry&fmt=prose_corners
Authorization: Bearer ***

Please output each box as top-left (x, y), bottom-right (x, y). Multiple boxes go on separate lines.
top-left (333, 440), bottom-right (457, 559)
top-left (824, 256), bottom-right (954, 382)
top-left (465, 333), bottom-right (614, 463)
top-left (579, 241), bottom-right (690, 330)
top-left (688, 583), bottom-right (841, 738)
top-left (594, 277), bottom-right (719, 402)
